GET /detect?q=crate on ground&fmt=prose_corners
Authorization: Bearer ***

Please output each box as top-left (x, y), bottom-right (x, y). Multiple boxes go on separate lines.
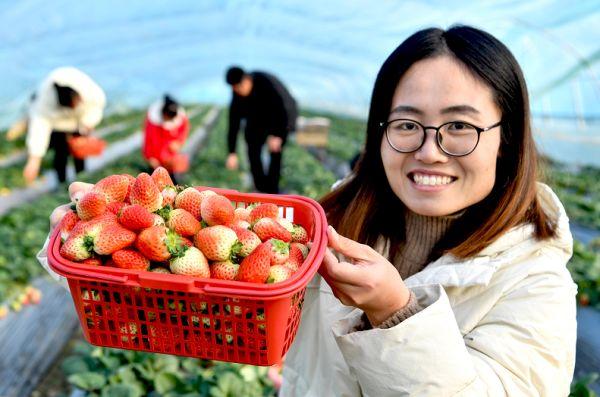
top-left (295, 116), bottom-right (330, 147)
top-left (48, 187), bottom-right (327, 366)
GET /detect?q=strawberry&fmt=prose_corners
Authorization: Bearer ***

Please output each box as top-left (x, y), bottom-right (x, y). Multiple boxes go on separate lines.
top-left (107, 201), bottom-right (127, 215)
top-left (236, 244), bottom-right (271, 283)
top-left (194, 225), bottom-right (240, 262)
top-left (60, 210), bottom-right (80, 241)
top-left (82, 258), bottom-right (103, 266)
top-left (151, 166), bottom-right (174, 190)
top-left (76, 191), bottom-right (107, 220)
top-left (112, 249), bottom-right (150, 271)
top-left (231, 220), bottom-right (251, 230)
top-left (262, 239), bottom-right (290, 265)
top-left (118, 204), bottom-right (154, 231)
top-left (151, 267), bottom-right (171, 274)
top-left (152, 213), bottom-right (165, 226)
top-left (130, 173), bottom-right (163, 212)
top-left (291, 242), bottom-right (309, 259)
top-left (122, 174), bottom-right (136, 203)
top-left (136, 226), bottom-right (185, 261)
top-left (161, 186), bottom-right (177, 207)
top-left (291, 224), bottom-right (309, 244)
top-left (252, 217), bottom-right (292, 242)
top-left (181, 237), bottom-right (194, 247)
top-left (93, 174), bottom-right (130, 203)
top-left (201, 194), bottom-right (234, 226)
top-left (249, 203), bottom-right (279, 224)
top-left (230, 226), bottom-right (261, 257)
top-left (288, 244), bottom-right (305, 269)
top-left (175, 187), bottom-right (203, 219)
top-left (282, 260), bottom-right (298, 273)
top-left (267, 265), bottom-right (293, 283)
top-left (166, 208), bottom-right (201, 236)
top-left (210, 261), bottom-right (240, 280)
top-left (198, 189), bottom-right (217, 203)
top-left (233, 207), bottom-right (250, 223)
top-left (93, 223), bottom-right (136, 255)
top-left (277, 218), bottom-right (294, 232)
top-left (170, 247), bottom-right (209, 277)
top-left (60, 231), bottom-right (92, 261)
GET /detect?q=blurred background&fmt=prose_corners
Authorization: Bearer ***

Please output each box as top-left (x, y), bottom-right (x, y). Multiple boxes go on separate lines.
top-left (0, 1), bottom-right (598, 396)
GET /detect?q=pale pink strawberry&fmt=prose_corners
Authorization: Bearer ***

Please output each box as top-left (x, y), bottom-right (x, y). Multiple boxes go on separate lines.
top-left (234, 207), bottom-right (250, 223)
top-left (252, 217), bottom-right (292, 242)
top-left (82, 258), bottom-right (103, 266)
top-left (175, 187), bottom-right (203, 219)
top-left (60, 231), bottom-right (92, 261)
top-left (107, 201), bottom-right (127, 215)
top-left (262, 239), bottom-right (290, 265)
top-left (197, 189), bottom-right (217, 203)
top-left (201, 194), bottom-right (234, 226)
top-left (161, 186), bottom-right (177, 207)
top-left (118, 204), bottom-right (154, 231)
top-left (231, 226), bottom-right (261, 257)
top-left (152, 213), bottom-right (165, 226)
top-left (236, 244), bottom-right (271, 283)
top-left (151, 166), bottom-right (174, 190)
top-left (210, 261), bottom-right (240, 280)
top-left (166, 208), bottom-right (201, 236)
top-left (95, 211), bottom-right (118, 224)
top-left (291, 224), bottom-right (309, 244)
top-left (151, 267), bottom-right (171, 274)
top-left (194, 225), bottom-right (240, 262)
top-left (112, 249), bottom-right (150, 271)
top-left (249, 203), bottom-right (279, 224)
top-left (76, 191), bottom-right (107, 220)
top-left (60, 211), bottom-right (80, 241)
top-left (130, 173), bottom-right (163, 212)
top-left (93, 223), bottom-right (136, 255)
top-left (281, 260), bottom-right (299, 273)
top-left (230, 220), bottom-right (251, 230)
top-left (170, 247), bottom-right (210, 277)
top-left (267, 265), bottom-right (293, 284)
top-left (277, 218), bottom-right (294, 232)
top-left (93, 174), bottom-right (130, 203)
top-left (136, 226), bottom-right (185, 261)
top-left (291, 242), bottom-right (309, 259)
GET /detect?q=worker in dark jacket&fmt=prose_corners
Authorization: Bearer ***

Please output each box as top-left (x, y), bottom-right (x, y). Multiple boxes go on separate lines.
top-left (225, 66), bottom-right (297, 193)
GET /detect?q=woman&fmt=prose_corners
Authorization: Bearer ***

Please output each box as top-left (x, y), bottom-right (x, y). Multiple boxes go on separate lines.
top-left (142, 95), bottom-right (190, 183)
top-left (280, 26), bottom-right (576, 396)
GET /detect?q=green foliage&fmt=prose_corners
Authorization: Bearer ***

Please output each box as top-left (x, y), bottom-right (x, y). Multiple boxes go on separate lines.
top-left (568, 241), bottom-right (600, 308)
top-left (61, 342), bottom-right (275, 397)
top-left (570, 373), bottom-right (599, 397)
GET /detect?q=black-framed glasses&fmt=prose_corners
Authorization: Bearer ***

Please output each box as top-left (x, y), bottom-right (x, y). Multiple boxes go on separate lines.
top-left (380, 119), bottom-right (502, 157)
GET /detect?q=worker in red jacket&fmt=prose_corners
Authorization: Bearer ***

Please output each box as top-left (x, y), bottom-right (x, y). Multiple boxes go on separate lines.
top-left (142, 95), bottom-right (190, 183)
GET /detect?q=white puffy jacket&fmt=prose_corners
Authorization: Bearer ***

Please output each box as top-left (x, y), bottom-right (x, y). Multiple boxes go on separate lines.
top-left (280, 183), bottom-right (577, 396)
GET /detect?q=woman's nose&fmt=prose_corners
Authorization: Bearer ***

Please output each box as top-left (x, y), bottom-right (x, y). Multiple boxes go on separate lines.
top-left (413, 131), bottom-right (448, 163)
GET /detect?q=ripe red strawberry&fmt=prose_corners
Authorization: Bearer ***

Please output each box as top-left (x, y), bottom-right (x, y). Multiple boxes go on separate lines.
top-left (151, 166), bottom-right (174, 190)
top-left (93, 223), bottom-right (136, 255)
top-left (291, 224), bottom-right (309, 244)
top-left (81, 257), bottom-right (103, 266)
top-left (130, 173), bottom-right (163, 212)
top-left (175, 187), bottom-right (203, 219)
top-left (122, 174), bottom-right (136, 203)
top-left (107, 201), bottom-right (127, 215)
top-left (267, 265), bottom-right (293, 283)
top-left (291, 242), bottom-right (309, 259)
top-left (201, 194), bottom-right (234, 226)
top-left (93, 174), bottom-right (130, 203)
top-left (194, 225), bottom-right (240, 262)
top-left (262, 239), bottom-right (290, 265)
top-left (136, 226), bottom-right (185, 261)
top-left (252, 218), bottom-right (292, 242)
top-left (170, 247), bottom-right (209, 277)
top-left (230, 226), bottom-right (261, 257)
top-left (288, 244), bottom-right (305, 268)
top-left (60, 210), bottom-right (80, 241)
top-left (181, 237), bottom-right (194, 247)
top-left (210, 261), bottom-right (240, 280)
top-left (76, 191), bottom-right (107, 220)
top-left (249, 203), bottom-right (279, 224)
top-left (60, 231), bottom-right (92, 261)
top-left (112, 249), bottom-right (150, 271)
top-left (166, 208), bottom-right (201, 236)
top-left (234, 207), bottom-right (250, 223)
top-left (161, 186), bottom-right (177, 207)
top-left (118, 204), bottom-right (154, 231)
top-left (236, 244), bottom-right (271, 283)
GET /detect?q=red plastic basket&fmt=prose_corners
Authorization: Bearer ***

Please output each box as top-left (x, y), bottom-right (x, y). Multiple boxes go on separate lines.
top-left (48, 187), bottom-right (327, 366)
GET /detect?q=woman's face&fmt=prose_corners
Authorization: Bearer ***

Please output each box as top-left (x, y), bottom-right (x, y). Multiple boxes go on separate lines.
top-left (380, 56), bottom-right (502, 217)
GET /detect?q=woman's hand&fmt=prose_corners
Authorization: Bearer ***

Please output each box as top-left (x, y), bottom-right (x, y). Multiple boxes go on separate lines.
top-left (49, 181), bottom-right (94, 232)
top-left (321, 226), bottom-right (411, 326)
top-left (267, 136), bottom-right (283, 153)
top-left (23, 156), bottom-right (42, 184)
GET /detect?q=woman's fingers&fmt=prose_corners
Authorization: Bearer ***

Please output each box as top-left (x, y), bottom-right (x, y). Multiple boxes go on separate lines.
top-left (327, 226), bottom-right (375, 263)
top-left (321, 247), bottom-right (364, 287)
top-left (49, 204), bottom-right (73, 232)
top-left (68, 182), bottom-right (94, 202)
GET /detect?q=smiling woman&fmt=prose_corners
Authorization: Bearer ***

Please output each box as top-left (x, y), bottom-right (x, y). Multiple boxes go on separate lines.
top-left (280, 25), bottom-right (577, 396)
